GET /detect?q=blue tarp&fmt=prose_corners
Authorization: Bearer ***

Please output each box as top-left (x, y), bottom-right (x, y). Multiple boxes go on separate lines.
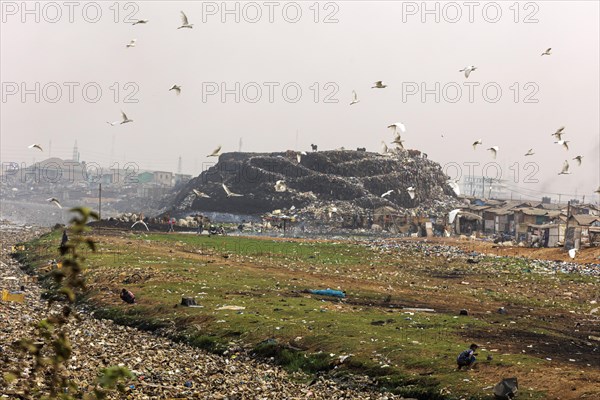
top-left (308, 289), bottom-right (346, 298)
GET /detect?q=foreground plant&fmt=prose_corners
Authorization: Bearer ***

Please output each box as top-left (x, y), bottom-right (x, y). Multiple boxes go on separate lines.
top-left (10, 207), bottom-right (132, 399)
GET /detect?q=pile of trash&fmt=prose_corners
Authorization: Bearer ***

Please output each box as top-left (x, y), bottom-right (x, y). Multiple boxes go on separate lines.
top-left (169, 150), bottom-right (462, 221)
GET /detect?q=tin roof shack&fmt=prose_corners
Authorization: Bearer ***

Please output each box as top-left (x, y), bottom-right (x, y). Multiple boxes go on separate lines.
top-left (514, 208), bottom-right (562, 241)
top-left (451, 211), bottom-right (483, 235)
top-left (465, 205), bottom-right (491, 232)
top-left (570, 204), bottom-right (600, 217)
top-left (526, 222), bottom-right (564, 248)
top-left (485, 205), bottom-right (515, 236)
top-left (567, 214), bottom-right (600, 249)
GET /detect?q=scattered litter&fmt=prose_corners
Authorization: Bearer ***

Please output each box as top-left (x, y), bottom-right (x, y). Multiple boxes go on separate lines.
top-left (216, 305), bottom-right (246, 311)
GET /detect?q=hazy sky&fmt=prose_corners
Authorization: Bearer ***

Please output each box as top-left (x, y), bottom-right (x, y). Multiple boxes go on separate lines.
top-left (1, 1), bottom-right (599, 202)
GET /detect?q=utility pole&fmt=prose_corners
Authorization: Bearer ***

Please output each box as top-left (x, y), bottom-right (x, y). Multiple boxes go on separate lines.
top-left (558, 194), bottom-right (562, 204)
top-left (98, 183), bottom-right (102, 220)
top-left (563, 200), bottom-right (571, 249)
top-left (482, 177), bottom-right (485, 199)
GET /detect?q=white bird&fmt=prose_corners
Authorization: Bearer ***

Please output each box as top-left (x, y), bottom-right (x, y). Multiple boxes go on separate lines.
top-left (132, 19), bottom-right (149, 25)
top-left (487, 146), bottom-right (499, 159)
top-left (178, 11), bottom-right (193, 29)
top-left (296, 151), bottom-right (306, 163)
top-left (350, 90), bottom-right (359, 105)
top-left (558, 160), bottom-right (571, 175)
top-left (381, 190), bottom-right (394, 198)
top-left (381, 141), bottom-right (389, 154)
top-left (28, 144), bottom-right (43, 151)
top-left (472, 139), bottom-right (482, 150)
top-left (555, 140), bottom-right (569, 150)
top-left (372, 81), bottom-right (387, 89)
top-left (207, 145), bottom-right (222, 157)
top-left (274, 180), bottom-right (287, 192)
top-left (459, 65), bottom-right (477, 78)
top-left (192, 189), bottom-right (210, 198)
top-left (47, 197), bottom-right (62, 208)
top-left (525, 149), bottom-right (535, 156)
top-left (568, 248), bottom-right (577, 259)
top-left (447, 180), bottom-right (460, 197)
top-left (131, 220), bottom-right (149, 231)
top-left (169, 85), bottom-right (182, 95)
top-left (107, 111), bottom-right (133, 125)
top-left (388, 122), bottom-right (406, 135)
top-left (541, 47), bottom-right (552, 56)
top-left (551, 126), bottom-right (565, 139)
top-left (573, 155), bottom-right (583, 165)
top-left (222, 183), bottom-right (243, 197)
top-left (126, 39), bottom-right (136, 48)
top-left (406, 187), bottom-right (416, 200)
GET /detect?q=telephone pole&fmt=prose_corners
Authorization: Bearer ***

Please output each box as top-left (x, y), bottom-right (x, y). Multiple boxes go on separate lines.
top-left (98, 183), bottom-right (102, 220)
top-left (563, 200), bottom-right (571, 249)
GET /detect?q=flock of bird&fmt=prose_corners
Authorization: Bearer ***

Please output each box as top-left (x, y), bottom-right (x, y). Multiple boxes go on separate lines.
top-left (23, 15), bottom-right (597, 208)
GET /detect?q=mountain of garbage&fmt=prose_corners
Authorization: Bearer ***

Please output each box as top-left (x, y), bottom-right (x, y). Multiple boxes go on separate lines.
top-left (168, 149), bottom-right (461, 219)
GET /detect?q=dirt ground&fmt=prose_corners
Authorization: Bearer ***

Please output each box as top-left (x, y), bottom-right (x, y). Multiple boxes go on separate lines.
top-left (399, 236), bottom-right (600, 264)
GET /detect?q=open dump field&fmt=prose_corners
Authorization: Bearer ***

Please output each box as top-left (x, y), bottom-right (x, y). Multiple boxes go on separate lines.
top-left (17, 228), bottom-right (600, 399)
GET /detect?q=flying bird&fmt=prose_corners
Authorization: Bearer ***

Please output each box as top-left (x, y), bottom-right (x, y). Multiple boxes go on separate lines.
top-left (47, 197), bottom-right (62, 208)
top-left (131, 220), bottom-right (149, 231)
top-left (222, 183), bottom-right (243, 197)
top-left (107, 111), bottom-right (133, 125)
top-left (525, 149), bottom-right (535, 156)
top-left (459, 66), bottom-right (477, 78)
top-left (406, 187), bottom-right (416, 200)
top-left (169, 85), bottom-right (182, 95)
top-left (573, 156), bottom-right (583, 165)
top-left (372, 81), bottom-right (387, 89)
top-left (487, 146), bottom-right (499, 159)
top-left (551, 126), bottom-right (565, 140)
top-left (558, 160), bottom-right (571, 175)
top-left (207, 145), bottom-right (222, 157)
top-left (381, 141), bottom-right (389, 154)
top-left (555, 140), bottom-right (569, 150)
top-left (28, 144), bottom-right (43, 151)
top-left (192, 189), bottom-right (210, 198)
top-left (126, 39), bottom-right (137, 48)
top-left (447, 180), bottom-right (460, 197)
top-left (388, 122), bottom-right (406, 135)
top-left (350, 90), bottom-right (359, 105)
top-left (541, 48), bottom-right (552, 56)
top-left (132, 19), bottom-right (149, 25)
top-left (595, 187), bottom-right (600, 194)
top-left (472, 139), bottom-right (482, 150)
top-left (178, 11), bottom-right (193, 29)
top-left (274, 180), bottom-right (287, 192)
top-left (381, 190), bottom-right (394, 198)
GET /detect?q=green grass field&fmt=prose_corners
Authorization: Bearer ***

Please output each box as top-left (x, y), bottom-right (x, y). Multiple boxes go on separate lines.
top-left (16, 229), bottom-right (600, 399)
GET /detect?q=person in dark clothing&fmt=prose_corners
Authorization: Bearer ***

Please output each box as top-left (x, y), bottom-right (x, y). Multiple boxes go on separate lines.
top-left (59, 230), bottom-right (69, 253)
top-left (457, 343), bottom-right (478, 370)
top-left (120, 288), bottom-right (136, 304)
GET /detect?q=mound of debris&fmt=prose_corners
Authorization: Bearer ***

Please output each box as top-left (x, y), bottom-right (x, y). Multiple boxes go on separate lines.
top-left (169, 150), bottom-right (461, 220)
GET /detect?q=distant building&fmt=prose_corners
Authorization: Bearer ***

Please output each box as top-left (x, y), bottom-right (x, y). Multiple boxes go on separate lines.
top-left (153, 171), bottom-right (173, 187)
top-left (461, 176), bottom-right (507, 199)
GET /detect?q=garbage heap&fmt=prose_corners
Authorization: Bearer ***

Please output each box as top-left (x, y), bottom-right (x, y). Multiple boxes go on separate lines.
top-left (169, 150), bottom-right (462, 225)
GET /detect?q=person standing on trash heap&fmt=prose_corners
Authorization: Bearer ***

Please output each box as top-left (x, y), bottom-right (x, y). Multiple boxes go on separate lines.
top-left (120, 288), bottom-right (136, 304)
top-left (457, 343), bottom-right (478, 370)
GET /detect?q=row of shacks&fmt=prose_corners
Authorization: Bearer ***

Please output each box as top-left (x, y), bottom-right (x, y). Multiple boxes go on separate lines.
top-left (259, 200), bottom-right (600, 249)
top-left (454, 199), bottom-right (600, 248)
